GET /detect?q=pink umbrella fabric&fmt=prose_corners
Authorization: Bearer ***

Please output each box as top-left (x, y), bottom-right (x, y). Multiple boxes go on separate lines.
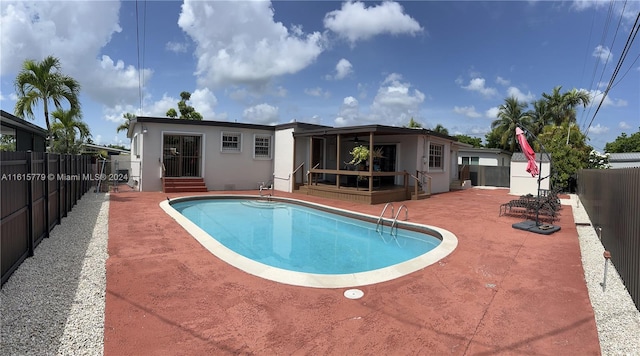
top-left (515, 127), bottom-right (539, 177)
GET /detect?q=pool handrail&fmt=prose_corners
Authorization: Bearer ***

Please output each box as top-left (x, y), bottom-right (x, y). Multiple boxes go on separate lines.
top-left (376, 203), bottom-right (395, 233)
top-left (391, 205), bottom-right (409, 237)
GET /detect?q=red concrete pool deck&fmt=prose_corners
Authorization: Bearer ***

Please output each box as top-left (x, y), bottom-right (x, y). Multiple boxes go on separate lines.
top-left (105, 188), bottom-right (600, 355)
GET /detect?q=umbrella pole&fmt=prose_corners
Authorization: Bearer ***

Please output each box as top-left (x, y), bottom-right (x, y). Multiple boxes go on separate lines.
top-left (535, 157), bottom-right (543, 226)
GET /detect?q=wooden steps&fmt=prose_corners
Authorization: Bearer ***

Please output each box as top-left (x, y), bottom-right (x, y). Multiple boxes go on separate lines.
top-left (163, 177), bottom-right (208, 193)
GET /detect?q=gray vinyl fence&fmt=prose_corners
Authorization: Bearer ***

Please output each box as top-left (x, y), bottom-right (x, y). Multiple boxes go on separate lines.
top-left (1, 151), bottom-right (93, 285)
top-left (578, 167), bottom-right (640, 312)
top-left (461, 165), bottom-right (511, 187)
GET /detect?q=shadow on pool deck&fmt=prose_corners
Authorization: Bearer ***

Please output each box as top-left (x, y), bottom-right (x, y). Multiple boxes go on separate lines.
top-left (105, 188), bottom-right (600, 355)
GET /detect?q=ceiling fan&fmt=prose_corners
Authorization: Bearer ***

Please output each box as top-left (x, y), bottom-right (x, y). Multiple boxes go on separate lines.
top-left (347, 136), bottom-right (368, 144)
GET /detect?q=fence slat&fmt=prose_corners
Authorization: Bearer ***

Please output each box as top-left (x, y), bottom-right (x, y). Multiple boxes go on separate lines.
top-left (1, 152), bottom-right (93, 286)
top-left (578, 168), bottom-right (640, 312)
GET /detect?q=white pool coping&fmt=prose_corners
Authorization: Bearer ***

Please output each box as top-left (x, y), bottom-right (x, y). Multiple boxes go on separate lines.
top-left (160, 195), bottom-right (458, 289)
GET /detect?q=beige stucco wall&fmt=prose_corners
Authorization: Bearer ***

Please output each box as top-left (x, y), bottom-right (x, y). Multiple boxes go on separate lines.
top-left (134, 121), bottom-right (274, 192)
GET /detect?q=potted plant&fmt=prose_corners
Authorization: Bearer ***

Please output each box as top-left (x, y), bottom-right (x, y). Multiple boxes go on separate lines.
top-left (348, 145), bottom-right (384, 169)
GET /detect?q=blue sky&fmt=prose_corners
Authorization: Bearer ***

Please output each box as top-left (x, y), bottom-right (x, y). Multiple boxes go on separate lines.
top-left (1, 1), bottom-right (638, 152)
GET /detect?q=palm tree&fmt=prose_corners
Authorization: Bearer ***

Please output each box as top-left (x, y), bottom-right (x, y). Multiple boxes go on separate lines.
top-left (432, 124), bottom-right (449, 135)
top-left (117, 112), bottom-right (136, 136)
top-left (491, 96), bottom-right (531, 152)
top-left (528, 99), bottom-right (552, 137)
top-left (14, 56), bottom-right (81, 150)
top-left (541, 86), bottom-right (590, 125)
top-left (50, 107), bottom-right (90, 154)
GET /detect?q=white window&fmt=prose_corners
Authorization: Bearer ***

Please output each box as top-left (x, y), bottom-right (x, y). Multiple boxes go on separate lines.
top-left (429, 143), bottom-right (444, 169)
top-left (221, 132), bottom-right (241, 152)
top-left (461, 156), bottom-right (479, 165)
top-left (254, 135), bottom-right (272, 159)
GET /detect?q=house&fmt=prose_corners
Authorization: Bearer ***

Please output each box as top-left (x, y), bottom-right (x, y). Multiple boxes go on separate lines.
top-left (510, 152), bottom-right (551, 196)
top-left (608, 152), bottom-right (640, 169)
top-left (1, 110), bottom-right (47, 152)
top-left (457, 147), bottom-right (513, 187)
top-left (458, 147), bottom-right (512, 167)
top-left (128, 117), bottom-right (464, 204)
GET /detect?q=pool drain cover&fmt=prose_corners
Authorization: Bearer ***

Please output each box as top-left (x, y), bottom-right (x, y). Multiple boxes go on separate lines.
top-left (344, 289), bottom-right (364, 299)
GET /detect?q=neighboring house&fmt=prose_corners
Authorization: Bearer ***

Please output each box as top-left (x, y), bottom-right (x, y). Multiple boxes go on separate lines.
top-left (608, 152), bottom-right (640, 169)
top-left (128, 117), bottom-right (464, 204)
top-left (1, 110), bottom-right (47, 152)
top-left (458, 147), bottom-right (512, 167)
top-left (510, 152), bottom-right (551, 196)
top-left (457, 147), bottom-right (513, 187)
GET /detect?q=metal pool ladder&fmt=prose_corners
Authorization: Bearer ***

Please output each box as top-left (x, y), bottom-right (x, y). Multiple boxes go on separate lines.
top-left (375, 203), bottom-right (394, 233)
top-left (390, 205), bottom-right (409, 237)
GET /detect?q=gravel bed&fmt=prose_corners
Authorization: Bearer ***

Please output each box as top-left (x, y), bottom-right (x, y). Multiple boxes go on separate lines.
top-left (1, 192), bottom-right (638, 355)
top-left (1, 192), bottom-right (109, 356)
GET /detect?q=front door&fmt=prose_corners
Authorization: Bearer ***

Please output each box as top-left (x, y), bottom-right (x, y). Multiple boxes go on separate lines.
top-left (163, 135), bottom-right (201, 177)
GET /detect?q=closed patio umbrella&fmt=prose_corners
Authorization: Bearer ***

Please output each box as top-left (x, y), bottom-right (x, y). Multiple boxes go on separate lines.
top-left (515, 127), bottom-right (539, 177)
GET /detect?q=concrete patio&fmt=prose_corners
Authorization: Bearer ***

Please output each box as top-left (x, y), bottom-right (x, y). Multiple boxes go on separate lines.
top-left (105, 188), bottom-right (601, 355)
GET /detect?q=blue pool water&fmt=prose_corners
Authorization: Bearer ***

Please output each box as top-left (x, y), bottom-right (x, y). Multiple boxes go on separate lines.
top-left (171, 199), bottom-right (441, 275)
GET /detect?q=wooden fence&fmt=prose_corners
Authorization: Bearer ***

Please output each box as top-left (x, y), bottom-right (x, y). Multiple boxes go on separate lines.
top-left (1, 151), bottom-right (93, 285)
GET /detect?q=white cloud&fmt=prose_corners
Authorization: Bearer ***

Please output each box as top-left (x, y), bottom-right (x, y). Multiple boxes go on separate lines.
top-left (330, 58), bottom-right (353, 80)
top-left (496, 76), bottom-right (510, 86)
top-left (304, 87), bottom-right (330, 98)
top-left (178, 0), bottom-right (325, 88)
top-left (461, 78), bottom-right (498, 98)
top-left (190, 88), bottom-right (219, 120)
top-left (588, 124), bottom-right (609, 134)
top-left (166, 41), bottom-right (188, 53)
top-left (324, 1), bottom-right (423, 44)
top-left (243, 103), bottom-right (279, 124)
top-left (588, 89), bottom-right (628, 107)
top-left (334, 96), bottom-right (360, 126)
top-left (592, 45), bottom-right (612, 64)
top-left (485, 107), bottom-right (500, 119)
top-left (506, 87), bottom-right (535, 103)
top-left (369, 73), bottom-right (425, 126)
top-left (453, 106), bottom-right (482, 118)
top-left (619, 121), bottom-right (632, 130)
top-left (0, 1), bottom-right (151, 108)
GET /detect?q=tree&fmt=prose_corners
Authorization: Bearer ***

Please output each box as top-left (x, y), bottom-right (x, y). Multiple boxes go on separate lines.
top-left (166, 91), bottom-right (203, 120)
top-left (527, 99), bottom-right (552, 137)
top-left (490, 96), bottom-right (531, 152)
top-left (604, 128), bottom-right (640, 153)
top-left (50, 107), bottom-right (90, 154)
top-left (455, 134), bottom-right (482, 148)
top-left (541, 86), bottom-right (590, 126)
top-left (117, 112), bottom-right (136, 136)
top-left (484, 130), bottom-right (503, 149)
top-left (0, 135), bottom-right (16, 151)
top-left (14, 56), bottom-right (81, 150)
top-left (405, 117), bottom-right (422, 128)
top-left (432, 124), bottom-right (449, 135)
top-left (537, 122), bottom-right (592, 189)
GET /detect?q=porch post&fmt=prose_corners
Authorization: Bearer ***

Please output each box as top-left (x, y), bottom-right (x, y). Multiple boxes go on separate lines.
top-left (368, 131), bottom-right (374, 191)
top-left (336, 134), bottom-right (341, 188)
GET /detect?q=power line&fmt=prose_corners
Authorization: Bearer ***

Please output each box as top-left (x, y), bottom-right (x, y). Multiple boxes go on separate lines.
top-left (135, 0), bottom-right (147, 114)
top-left (582, 0), bottom-right (626, 132)
top-left (585, 10), bottom-right (640, 138)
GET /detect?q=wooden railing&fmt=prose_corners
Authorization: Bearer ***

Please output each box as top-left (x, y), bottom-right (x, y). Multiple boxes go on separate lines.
top-left (459, 164), bottom-right (470, 181)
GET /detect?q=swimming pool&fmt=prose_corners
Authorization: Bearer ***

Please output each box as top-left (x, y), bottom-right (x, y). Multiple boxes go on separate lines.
top-left (161, 196), bottom-right (458, 288)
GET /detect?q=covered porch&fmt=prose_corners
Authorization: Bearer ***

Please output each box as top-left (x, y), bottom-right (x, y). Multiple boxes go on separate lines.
top-left (291, 126), bottom-right (433, 205)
